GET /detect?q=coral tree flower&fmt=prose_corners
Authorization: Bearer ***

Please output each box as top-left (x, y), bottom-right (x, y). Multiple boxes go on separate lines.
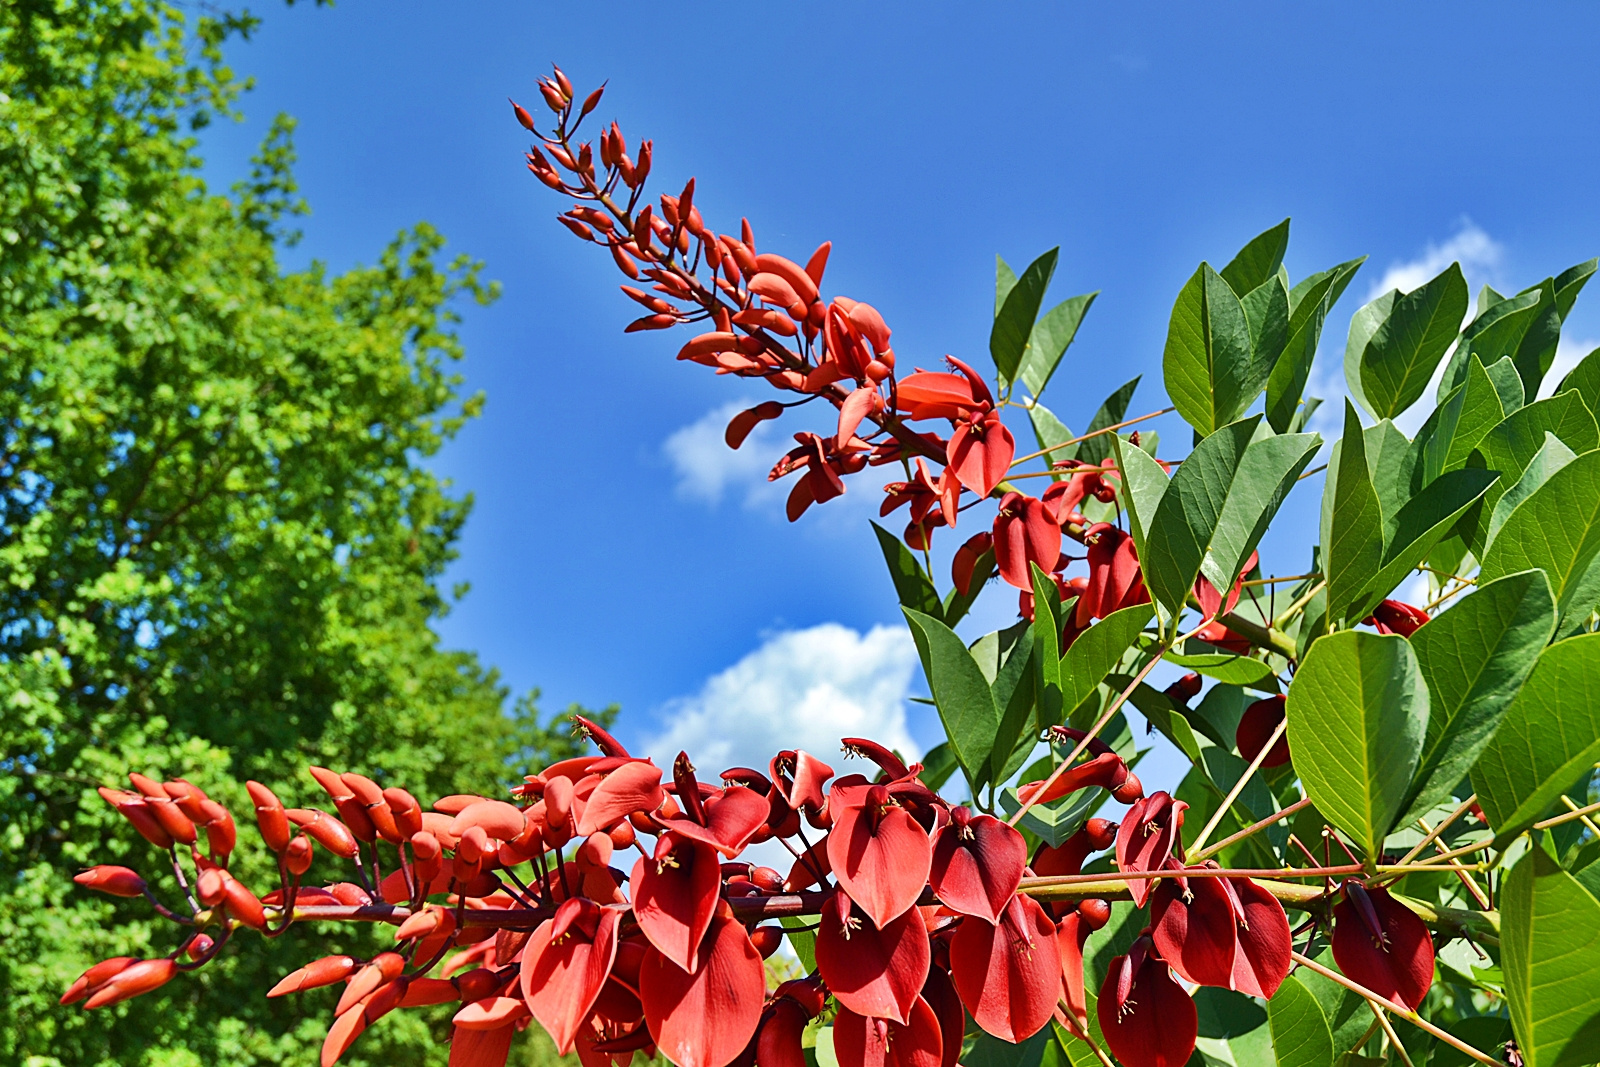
top-left (815, 889), bottom-right (931, 1026)
top-left (1075, 523), bottom-right (1148, 626)
top-left (1098, 936), bottom-right (1198, 1067)
top-left (826, 784), bottom-right (933, 928)
top-left (1235, 695), bottom-right (1291, 767)
top-left (992, 492), bottom-right (1062, 590)
top-left (640, 901), bottom-right (766, 1067)
top-left (1332, 880), bottom-right (1435, 1009)
top-left (949, 893), bottom-right (1062, 1043)
top-left (928, 806), bottom-right (1027, 924)
top-left (1365, 599), bottom-right (1430, 637)
top-left (1151, 865), bottom-right (1292, 998)
top-left (1115, 792), bottom-right (1187, 907)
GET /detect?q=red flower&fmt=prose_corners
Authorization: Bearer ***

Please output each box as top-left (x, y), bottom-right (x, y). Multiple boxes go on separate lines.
top-left (833, 994), bottom-right (943, 1067)
top-left (949, 407), bottom-right (1015, 499)
top-left (1332, 881), bottom-right (1435, 1009)
top-left (1074, 523), bottom-right (1148, 626)
top-left (1151, 867), bottom-right (1291, 997)
top-left (951, 531), bottom-right (994, 596)
top-left (1097, 937), bottom-right (1198, 1067)
top-left (814, 889), bottom-right (930, 1025)
top-left (640, 901), bottom-right (766, 1067)
top-left (950, 893), bottom-right (1062, 1043)
top-left (895, 357), bottom-right (993, 422)
top-left (1041, 459), bottom-right (1118, 526)
top-left (1193, 620), bottom-right (1252, 654)
top-left (1365, 599), bottom-right (1430, 637)
top-left (1055, 911), bottom-right (1095, 1036)
top-left (928, 806), bottom-right (1027, 923)
top-left (655, 753), bottom-right (770, 858)
top-left (1115, 792), bottom-right (1186, 907)
top-left (1236, 695), bottom-right (1291, 767)
top-left (993, 492), bottom-right (1062, 590)
top-left (73, 865), bottom-right (147, 898)
top-left (826, 784), bottom-right (933, 928)
top-left (630, 833), bottom-right (721, 973)
top-left (769, 432), bottom-right (869, 522)
top-left (1194, 550), bottom-right (1258, 621)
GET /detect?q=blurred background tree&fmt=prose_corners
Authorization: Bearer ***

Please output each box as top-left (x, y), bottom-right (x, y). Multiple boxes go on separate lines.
top-left (0, 2), bottom-right (611, 1063)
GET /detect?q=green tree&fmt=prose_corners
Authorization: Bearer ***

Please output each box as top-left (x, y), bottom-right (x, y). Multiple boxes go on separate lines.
top-left (0, 3), bottom-right (608, 1064)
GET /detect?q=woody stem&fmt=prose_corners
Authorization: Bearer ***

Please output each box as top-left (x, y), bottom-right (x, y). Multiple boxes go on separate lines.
top-left (1289, 952), bottom-right (1500, 1067)
top-left (1188, 715), bottom-right (1288, 854)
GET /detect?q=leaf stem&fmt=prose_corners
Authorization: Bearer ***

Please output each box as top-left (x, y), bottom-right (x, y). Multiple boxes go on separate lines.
top-left (1368, 1001), bottom-right (1417, 1067)
top-left (1189, 714), bottom-right (1288, 854)
top-left (1289, 951), bottom-right (1501, 1067)
top-left (1190, 796), bottom-right (1312, 866)
top-left (1008, 407), bottom-right (1176, 468)
top-left (1394, 796), bottom-right (1478, 865)
top-left (1532, 795), bottom-right (1600, 831)
top-left (1271, 579), bottom-right (1326, 632)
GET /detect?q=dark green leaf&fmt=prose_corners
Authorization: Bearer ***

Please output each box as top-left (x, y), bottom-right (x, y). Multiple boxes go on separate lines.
top-left (988, 620), bottom-right (1038, 788)
top-left (1502, 846), bottom-right (1600, 1067)
top-left (1110, 432), bottom-right (1170, 561)
top-left (1480, 449), bottom-right (1600, 626)
top-left (781, 915), bottom-right (817, 971)
top-left (1467, 390), bottom-right (1600, 555)
top-left (1473, 633), bottom-right (1600, 843)
top-left (1199, 430), bottom-right (1322, 595)
top-left (1122, 679), bottom-right (1204, 761)
top-left (1286, 631), bottom-right (1429, 858)
top-left (1400, 569), bottom-right (1556, 827)
top-left (1357, 262), bottom-right (1469, 419)
top-left (1439, 288), bottom-right (1542, 399)
top-left (871, 521), bottom-right (943, 620)
top-left (1021, 292), bottom-right (1098, 398)
top-left (1320, 402), bottom-right (1386, 626)
top-left (1241, 268), bottom-right (1291, 377)
top-left (1193, 987), bottom-right (1273, 1065)
top-left (1511, 279), bottom-right (1563, 399)
top-left (993, 248), bottom-right (1059, 385)
top-left (903, 608), bottom-right (1002, 791)
top-left (1163, 263), bottom-right (1259, 437)
top-left (1220, 218), bottom-right (1291, 295)
top-left (1417, 355), bottom-right (1507, 486)
top-left (1164, 650), bottom-right (1279, 688)
top-left (995, 255), bottom-right (1018, 316)
top-left (1486, 434), bottom-right (1579, 549)
top-left (1059, 603), bottom-right (1155, 716)
top-left (1485, 353), bottom-right (1527, 414)
top-left (1344, 289), bottom-right (1399, 418)
top-left (1075, 376), bottom-right (1141, 466)
top-left (1555, 258), bottom-right (1598, 319)
top-left (1032, 563), bottom-right (1064, 720)
top-left (1268, 256), bottom-right (1365, 433)
top-left (1361, 418), bottom-right (1416, 544)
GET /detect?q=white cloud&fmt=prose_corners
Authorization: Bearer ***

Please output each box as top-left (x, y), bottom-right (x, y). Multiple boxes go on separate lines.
top-left (1365, 221), bottom-right (1503, 301)
top-left (644, 623), bottom-right (922, 780)
top-left (1541, 335), bottom-right (1600, 399)
top-left (663, 401), bottom-right (786, 507)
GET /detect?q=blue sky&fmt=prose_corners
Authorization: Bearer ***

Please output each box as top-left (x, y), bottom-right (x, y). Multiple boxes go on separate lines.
top-left (202, 2), bottom-right (1600, 787)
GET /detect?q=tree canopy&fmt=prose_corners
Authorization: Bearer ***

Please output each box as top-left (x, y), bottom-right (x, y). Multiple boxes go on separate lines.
top-left (0, 3), bottom-right (605, 1063)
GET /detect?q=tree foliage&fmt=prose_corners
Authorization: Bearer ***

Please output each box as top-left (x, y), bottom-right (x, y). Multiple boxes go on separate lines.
top-left (0, 3), bottom-right (610, 1064)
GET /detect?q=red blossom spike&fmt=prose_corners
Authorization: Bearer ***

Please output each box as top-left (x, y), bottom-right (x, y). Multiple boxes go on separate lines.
top-left (833, 994), bottom-right (943, 1067)
top-left (1115, 792), bottom-right (1187, 907)
top-left (928, 807), bottom-right (1026, 923)
top-left (1332, 880), bottom-right (1435, 1009)
top-left (631, 833), bottom-right (721, 973)
top-left (949, 892), bottom-right (1061, 1043)
top-left (826, 784), bottom-right (933, 928)
top-left (815, 889), bottom-right (931, 1025)
top-left (521, 898), bottom-right (621, 1054)
top-left (640, 901), bottom-right (765, 1067)
top-left (1097, 938), bottom-right (1197, 1067)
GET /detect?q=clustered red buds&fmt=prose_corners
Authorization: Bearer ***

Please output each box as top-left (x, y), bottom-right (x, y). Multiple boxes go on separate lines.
top-left (64, 708), bottom-right (1438, 1067)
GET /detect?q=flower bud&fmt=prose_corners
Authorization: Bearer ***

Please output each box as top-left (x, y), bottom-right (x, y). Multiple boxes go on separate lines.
top-left (285, 834), bottom-right (314, 876)
top-left (74, 865), bottom-right (146, 898)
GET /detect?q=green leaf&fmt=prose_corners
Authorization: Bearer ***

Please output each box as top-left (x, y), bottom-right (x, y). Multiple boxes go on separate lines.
top-left (871, 521), bottom-right (943, 620)
top-left (1164, 650), bottom-right (1278, 688)
top-left (1220, 218), bottom-right (1290, 295)
top-left (1511, 279), bottom-right (1563, 399)
top-left (1032, 563), bottom-right (1065, 719)
top-left (1503, 846), bottom-right (1600, 1067)
top-left (1472, 633), bottom-right (1600, 843)
top-left (993, 248), bottom-right (1059, 385)
top-left (1467, 390), bottom-right (1600, 554)
top-left (988, 619), bottom-right (1038, 788)
top-left (1268, 256), bottom-right (1365, 433)
top-left (967, 1029), bottom-right (1051, 1067)
top-left (1285, 631), bottom-right (1429, 859)
top-left (1163, 263), bottom-right (1260, 437)
top-left (1059, 603), bottom-right (1155, 716)
top-left (903, 608), bottom-right (1002, 791)
top-left (917, 741), bottom-right (960, 793)
top-left (1485, 353), bottom-right (1527, 414)
top-left (1486, 434), bottom-right (1579, 550)
top-left (1021, 291), bottom-right (1098, 398)
top-left (1556, 345), bottom-right (1600, 415)
top-left (1357, 262), bottom-right (1468, 419)
top-left (995, 255), bottom-right (1018, 316)
top-left (781, 915), bottom-right (817, 971)
top-left (1028, 402), bottom-right (1075, 480)
top-left (1199, 430), bottom-right (1322, 595)
top-left (1480, 449), bottom-right (1600, 627)
top-left (1242, 268), bottom-right (1291, 376)
top-left (1320, 402), bottom-right (1386, 626)
top-left (1123, 679), bottom-right (1204, 761)
top-left (1344, 289), bottom-right (1398, 418)
top-left (1362, 419), bottom-right (1416, 542)
top-left (1439, 288), bottom-right (1542, 399)
top-left (1345, 465), bottom-right (1498, 623)
top-left (1075, 376), bottom-right (1141, 466)
top-left (1267, 973), bottom-right (1336, 1067)
top-left (1110, 433), bottom-right (1170, 561)
top-left (1399, 569), bottom-right (1556, 827)
top-left (1417, 355), bottom-right (1507, 485)
top-left (942, 546), bottom-right (995, 628)
top-left (1193, 987), bottom-right (1274, 1066)
top-left (1555, 258), bottom-right (1597, 319)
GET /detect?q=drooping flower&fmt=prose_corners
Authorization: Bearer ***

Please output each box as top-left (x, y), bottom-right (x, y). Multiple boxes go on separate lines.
top-left (1075, 522), bottom-right (1148, 626)
top-left (1235, 695), bottom-right (1291, 767)
top-left (832, 994), bottom-right (944, 1067)
top-left (630, 832), bottom-right (721, 973)
top-left (1193, 550), bottom-right (1258, 622)
top-left (1365, 599), bottom-right (1430, 637)
top-left (928, 806), bottom-right (1027, 924)
top-left (992, 492), bottom-right (1062, 590)
top-left (1097, 936), bottom-right (1198, 1067)
top-left (826, 784), bottom-right (933, 928)
top-left (640, 901), bottom-right (766, 1067)
top-left (1331, 880), bottom-right (1435, 1009)
top-left (1150, 867), bottom-right (1291, 997)
top-left (949, 893), bottom-right (1061, 1043)
top-left (814, 889), bottom-right (930, 1025)
top-left (1115, 792), bottom-right (1187, 907)
top-left (520, 898), bottom-right (622, 1054)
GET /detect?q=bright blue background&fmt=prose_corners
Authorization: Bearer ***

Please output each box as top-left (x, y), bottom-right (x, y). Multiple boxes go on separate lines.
top-left (203, 1), bottom-right (1600, 763)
